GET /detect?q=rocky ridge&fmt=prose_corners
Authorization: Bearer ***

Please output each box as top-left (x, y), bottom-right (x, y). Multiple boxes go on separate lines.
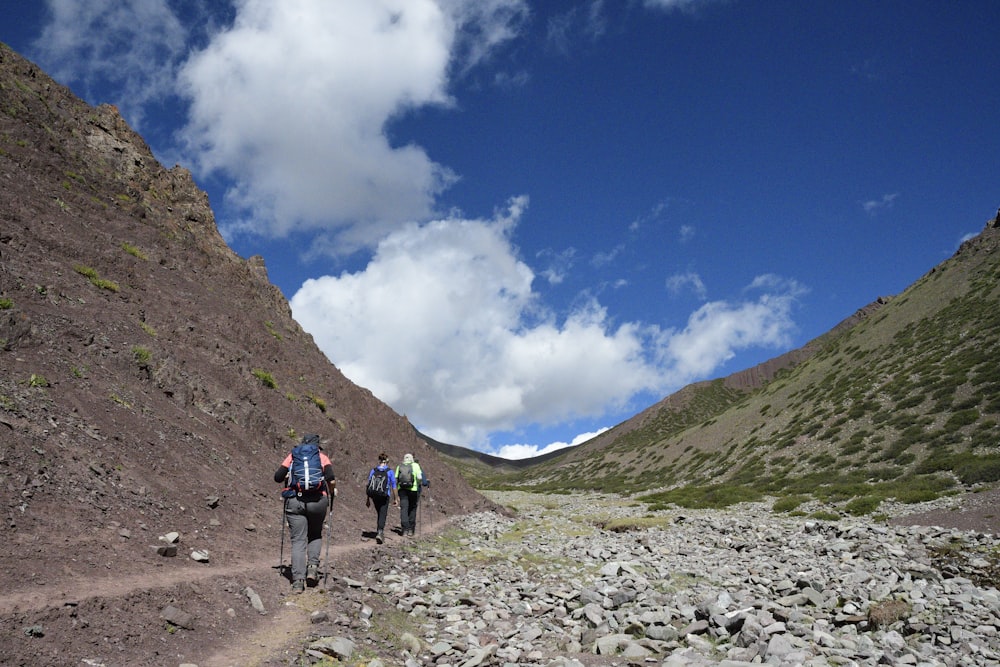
top-left (295, 492), bottom-right (1000, 666)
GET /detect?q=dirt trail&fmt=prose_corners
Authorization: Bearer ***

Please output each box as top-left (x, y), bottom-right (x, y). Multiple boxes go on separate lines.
top-left (200, 517), bottom-right (454, 667)
top-left (0, 517), bottom-right (454, 667)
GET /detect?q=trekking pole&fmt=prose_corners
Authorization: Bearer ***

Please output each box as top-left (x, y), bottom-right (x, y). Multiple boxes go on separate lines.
top-left (276, 494), bottom-right (286, 574)
top-left (322, 480), bottom-right (334, 586)
top-left (277, 474), bottom-right (289, 576)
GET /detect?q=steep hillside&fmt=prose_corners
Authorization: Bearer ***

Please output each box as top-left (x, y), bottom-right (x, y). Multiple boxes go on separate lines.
top-left (0, 43), bottom-right (495, 663)
top-left (446, 213), bottom-right (1000, 510)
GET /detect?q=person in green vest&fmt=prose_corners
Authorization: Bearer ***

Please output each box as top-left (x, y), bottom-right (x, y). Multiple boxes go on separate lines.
top-left (395, 453), bottom-right (426, 536)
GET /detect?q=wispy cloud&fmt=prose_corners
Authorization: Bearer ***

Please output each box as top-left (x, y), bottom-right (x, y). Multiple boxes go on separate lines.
top-left (31, 0), bottom-right (193, 130)
top-left (666, 271), bottom-right (707, 299)
top-left (537, 247), bottom-right (577, 285)
top-left (591, 243), bottom-right (625, 268)
top-left (546, 0), bottom-right (608, 56)
top-left (851, 57), bottom-right (887, 83)
top-left (643, 0), bottom-right (726, 15)
top-left (862, 192), bottom-right (899, 214)
top-left (629, 200), bottom-right (670, 233)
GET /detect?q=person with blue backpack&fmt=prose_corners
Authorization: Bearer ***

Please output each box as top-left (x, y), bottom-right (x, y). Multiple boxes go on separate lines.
top-left (274, 434), bottom-right (335, 593)
top-left (365, 452), bottom-right (397, 544)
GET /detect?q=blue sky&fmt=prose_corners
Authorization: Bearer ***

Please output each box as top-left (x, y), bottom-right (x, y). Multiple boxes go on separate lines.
top-left (3, 1), bottom-right (998, 458)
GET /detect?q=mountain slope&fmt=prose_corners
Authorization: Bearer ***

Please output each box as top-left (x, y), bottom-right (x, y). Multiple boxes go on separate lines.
top-left (437, 214), bottom-right (1000, 507)
top-left (0, 42), bottom-right (496, 661)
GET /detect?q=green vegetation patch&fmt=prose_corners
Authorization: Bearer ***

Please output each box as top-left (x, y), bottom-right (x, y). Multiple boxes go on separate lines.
top-left (73, 264), bottom-right (120, 292)
top-left (121, 242), bottom-right (148, 260)
top-left (772, 494), bottom-right (810, 513)
top-left (131, 345), bottom-right (152, 365)
top-left (252, 368), bottom-right (277, 389)
top-left (642, 484), bottom-right (764, 510)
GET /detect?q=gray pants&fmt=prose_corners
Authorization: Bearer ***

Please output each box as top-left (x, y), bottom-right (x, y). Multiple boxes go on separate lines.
top-left (284, 493), bottom-right (328, 581)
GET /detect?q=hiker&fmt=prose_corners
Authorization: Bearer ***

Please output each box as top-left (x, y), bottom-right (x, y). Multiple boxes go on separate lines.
top-left (365, 452), bottom-right (397, 544)
top-left (274, 434), bottom-right (335, 592)
top-left (395, 453), bottom-right (426, 536)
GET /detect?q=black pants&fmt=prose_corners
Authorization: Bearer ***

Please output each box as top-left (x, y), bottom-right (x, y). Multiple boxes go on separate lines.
top-left (370, 495), bottom-right (389, 532)
top-left (399, 489), bottom-right (420, 532)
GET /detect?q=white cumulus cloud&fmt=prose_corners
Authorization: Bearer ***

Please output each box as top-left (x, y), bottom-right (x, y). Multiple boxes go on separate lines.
top-left (291, 200), bottom-right (804, 447)
top-left (177, 0), bottom-right (527, 252)
top-left (495, 427), bottom-right (609, 460)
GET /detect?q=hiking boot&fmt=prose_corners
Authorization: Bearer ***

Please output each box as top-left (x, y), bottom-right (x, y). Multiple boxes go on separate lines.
top-left (376, 530), bottom-right (384, 544)
top-left (306, 564), bottom-right (319, 584)
top-left (291, 580), bottom-right (305, 593)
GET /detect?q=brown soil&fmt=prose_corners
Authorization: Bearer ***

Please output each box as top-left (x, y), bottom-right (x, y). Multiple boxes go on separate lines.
top-left (1, 514), bottom-right (454, 667)
top-left (889, 487), bottom-right (1000, 536)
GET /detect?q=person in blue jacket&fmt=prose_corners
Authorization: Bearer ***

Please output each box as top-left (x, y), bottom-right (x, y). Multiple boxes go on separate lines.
top-left (365, 452), bottom-right (396, 544)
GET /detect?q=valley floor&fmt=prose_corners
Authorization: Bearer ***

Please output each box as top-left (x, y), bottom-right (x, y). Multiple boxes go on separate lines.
top-left (2, 490), bottom-right (998, 666)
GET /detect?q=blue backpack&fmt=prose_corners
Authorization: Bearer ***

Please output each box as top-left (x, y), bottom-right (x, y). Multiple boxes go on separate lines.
top-left (283, 437), bottom-right (325, 497)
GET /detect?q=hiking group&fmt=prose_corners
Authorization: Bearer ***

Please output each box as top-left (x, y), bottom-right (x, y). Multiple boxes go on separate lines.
top-left (366, 451), bottom-right (428, 541)
top-left (275, 434), bottom-right (429, 593)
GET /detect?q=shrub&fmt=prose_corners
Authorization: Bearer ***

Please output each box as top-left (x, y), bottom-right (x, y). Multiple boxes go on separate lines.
top-left (868, 599), bottom-right (910, 629)
top-left (895, 395), bottom-right (924, 410)
top-left (642, 484), bottom-right (762, 510)
top-left (0, 297), bottom-right (12, 309)
top-left (121, 242), bottom-right (148, 260)
top-left (845, 496), bottom-right (881, 516)
top-left (74, 264), bottom-right (98, 279)
top-left (893, 487), bottom-right (942, 504)
top-left (265, 320), bottom-right (283, 340)
top-left (772, 494), bottom-right (809, 513)
top-left (252, 369), bottom-right (277, 389)
top-left (132, 346), bottom-right (151, 365)
top-left (73, 264), bottom-right (120, 292)
top-left (945, 409), bottom-right (979, 429)
top-left (955, 455), bottom-right (1000, 485)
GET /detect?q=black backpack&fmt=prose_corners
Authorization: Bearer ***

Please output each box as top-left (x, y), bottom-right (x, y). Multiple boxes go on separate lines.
top-left (366, 467), bottom-right (390, 498)
top-left (397, 462), bottom-right (414, 489)
top-left (284, 439), bottom-right (324, 497)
